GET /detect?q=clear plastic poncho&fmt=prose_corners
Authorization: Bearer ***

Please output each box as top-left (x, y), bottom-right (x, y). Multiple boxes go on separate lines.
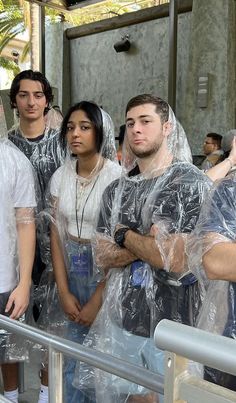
top-left (44, 106), bottom-right (63, 130)
top-left (187, 171), bottom-right (236, 390)
top-left (8, 124), bottom-right (65, 211)
top-left (73, 104), bottom-right (211, 402)
top-left (0, 137), bottom-right (36, 364)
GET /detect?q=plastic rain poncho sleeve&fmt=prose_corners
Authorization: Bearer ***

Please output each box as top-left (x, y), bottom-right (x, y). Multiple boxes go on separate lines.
top-left (73, 104), bottom-right (211, 402)
top-left (0, 138), bottom-right (36, 364)
top-left (187, 171), bottom-right (236, 390)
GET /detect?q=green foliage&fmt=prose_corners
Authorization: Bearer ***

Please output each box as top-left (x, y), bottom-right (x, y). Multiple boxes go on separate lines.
top-left (0, 0), bottom-right (26, 54)
top-left (0, 55), bottom-right (20, 75)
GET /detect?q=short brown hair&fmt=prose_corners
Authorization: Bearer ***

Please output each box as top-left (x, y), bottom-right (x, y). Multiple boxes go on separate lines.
top-left (125, 94), bottom-right (169, 124)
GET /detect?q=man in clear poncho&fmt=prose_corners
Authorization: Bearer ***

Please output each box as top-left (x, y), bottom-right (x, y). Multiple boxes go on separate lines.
top-left (0, 138), bottom-right (36, 403)
top-left (8, 69), bottom-right (65, 288)
top-left (74, 94), bottom-right (211, 402)
top-left (188, 152), bottom-right (236, 391)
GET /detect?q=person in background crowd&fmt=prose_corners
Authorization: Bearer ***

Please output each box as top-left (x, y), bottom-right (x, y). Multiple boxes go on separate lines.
top-left (116, 124), bottom-right (126, 164)
top-left (206, 130), bottom-right (236, 181)
top-left (201, 132), bottom-right (223, 171)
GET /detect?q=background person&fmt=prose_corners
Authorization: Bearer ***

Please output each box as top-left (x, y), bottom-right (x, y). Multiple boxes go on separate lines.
top-left (206, 130), bottom-right (236, 181)
top-left (116, 124), bottom-right (125, 164)
top-left (201, 132), bottom-right (223, 171)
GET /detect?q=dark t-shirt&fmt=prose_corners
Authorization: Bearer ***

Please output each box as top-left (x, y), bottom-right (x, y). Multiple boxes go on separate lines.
top-left (8, 127), bottom-right (65, 209)
top-left (97, 162), bottom-right (210, 336)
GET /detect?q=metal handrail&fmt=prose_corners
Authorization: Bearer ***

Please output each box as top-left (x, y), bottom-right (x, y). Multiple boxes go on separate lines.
top-left (154, 319), bottom-right (236, 376)
top-left (0, 315), bottom-right (164, 402)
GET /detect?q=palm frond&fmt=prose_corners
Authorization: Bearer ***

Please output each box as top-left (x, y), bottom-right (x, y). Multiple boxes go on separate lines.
top-left (20, 41), bottom-right (29, 62)
top-left (0, 55), bottom-right (20, 74)
top-left (0, 28), bottom-right (24, 53)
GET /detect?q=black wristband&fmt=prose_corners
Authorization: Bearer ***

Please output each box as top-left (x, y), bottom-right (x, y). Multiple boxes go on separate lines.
top-left (114, 226), bottom-right (130, 248)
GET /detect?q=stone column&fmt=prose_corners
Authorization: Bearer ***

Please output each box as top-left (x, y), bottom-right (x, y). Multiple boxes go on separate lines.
top-left (183, 0), bottom-right (236, 154)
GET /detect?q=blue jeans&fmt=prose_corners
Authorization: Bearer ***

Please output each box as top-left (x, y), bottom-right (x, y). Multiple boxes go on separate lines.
top-left (64, 240), bottom-right (97, 403)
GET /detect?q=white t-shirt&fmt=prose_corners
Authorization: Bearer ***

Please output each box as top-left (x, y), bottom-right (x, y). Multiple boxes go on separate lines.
top-left (50, 159), bottom-right (121, 239)
top-left (0, 140), bottom-right (36, 293)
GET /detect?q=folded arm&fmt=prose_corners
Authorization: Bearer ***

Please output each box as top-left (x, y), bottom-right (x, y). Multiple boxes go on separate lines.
top-left (124, 228), bottom-right (186, 273)
top-left (95, 235), bottom-right (137, 271)
top-left (203, 236), bottom-right (236, 281)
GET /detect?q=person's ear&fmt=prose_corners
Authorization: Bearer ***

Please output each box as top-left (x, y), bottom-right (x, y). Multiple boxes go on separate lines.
top-left (162, 121), bottom-right (172, 138)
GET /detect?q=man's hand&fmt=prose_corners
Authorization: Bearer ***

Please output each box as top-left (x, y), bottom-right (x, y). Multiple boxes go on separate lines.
top-left (95, 235), bottom-right (117, 269)
top-left (95, 233), bottom-right (137, 271)
top-left (59, 291), bottom-right (81, 321)
top-left (5, 284), bottom-right (31, 319)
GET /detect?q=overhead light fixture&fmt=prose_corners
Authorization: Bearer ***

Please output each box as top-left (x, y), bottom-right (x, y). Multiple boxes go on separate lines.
top-left (114, 35), bottom-right (131, 53)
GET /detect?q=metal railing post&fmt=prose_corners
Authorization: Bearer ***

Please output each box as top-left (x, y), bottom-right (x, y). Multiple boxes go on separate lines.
top-left (18, 362), bottom-right (25, 393)
top-left (48, 347), bottom-right (63, 403)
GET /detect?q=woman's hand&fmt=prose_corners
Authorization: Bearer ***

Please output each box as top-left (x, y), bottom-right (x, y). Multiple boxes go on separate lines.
top-left (59, 291), bottom-right (81, 321)
top-left (76, 299), bottom-right (99, 327)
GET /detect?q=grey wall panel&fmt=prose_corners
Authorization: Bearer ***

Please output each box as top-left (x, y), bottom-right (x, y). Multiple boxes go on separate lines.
top-left (69, 13), bottom-right (191, 136)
